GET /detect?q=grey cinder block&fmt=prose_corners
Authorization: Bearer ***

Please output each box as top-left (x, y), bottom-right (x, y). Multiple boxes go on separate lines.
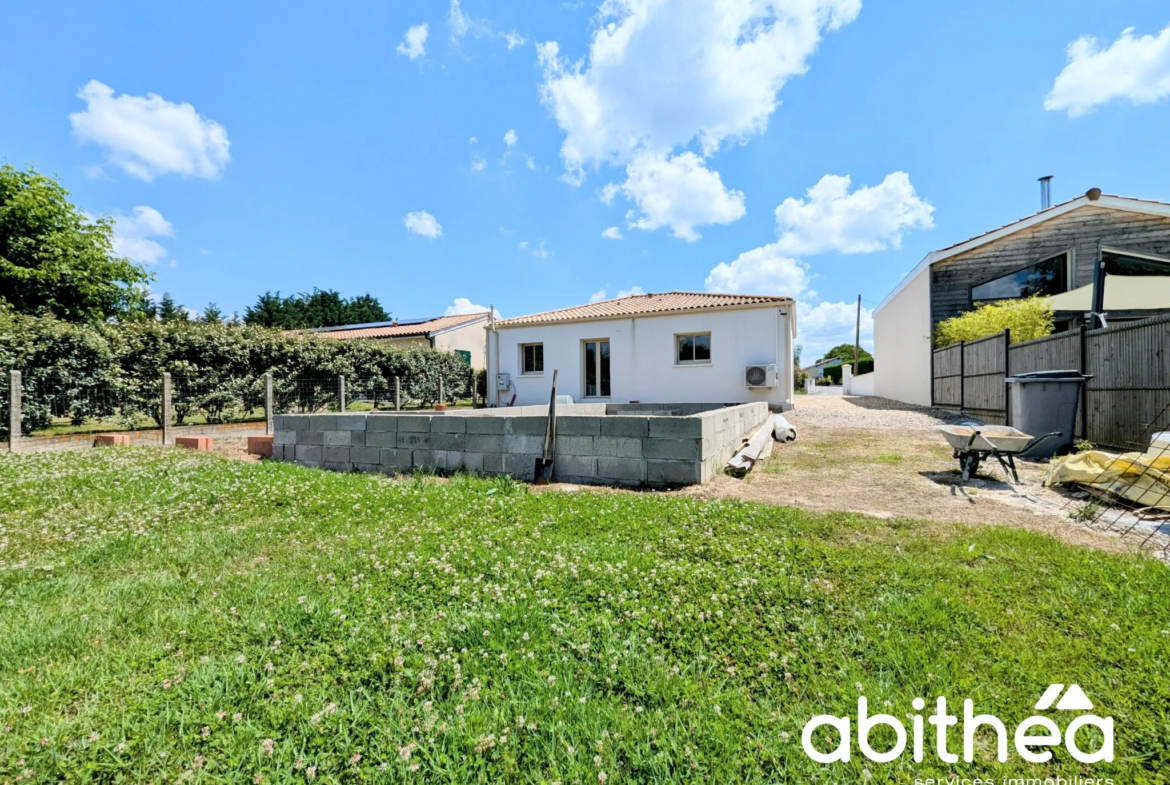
top-left (467, 417), bottom-right (506, 434)
top-left (600, 417), bottom-right (649, 438)
top-left (597, 457), bottom-right (645, 483)
top-left (431, 432), bottom-right (467, 451)
top-left (350, 446), bottom-right (381, 464)
top-left (300, 430), bottom-right (325, 445)
top-left (323, 431), bottom-right (351, 447)
top-left (553, 435), bottom-right (593, 455)
top-left (462, 452), bottom-right (485, 473)
top-left (309, 414), bottom-right (338, 431)
top-left (397, 432), bottom-right (430, 449)
top-left (466, 433), bottom-right (503, 453)
top-left (399, 416), bottom-right (432, 433)
top-left (323, 446), bottom-right (351, 463)
top-left (431, 417), bottom-right (467, 434)
top-left (336, 415), bottom-right (367, 431)
top-left (504, 434), bottom-right (545, 454)
top-left (648, 417), bottom-right (703, 438)
top-left (556, 455), bottom-right (597, 478)
top-left (642, 438), bottom-right (702, 461)
top-left (295, 445), bottom-right (323, 463)
top-left (645, 460), bottom-right (701, 485)
top-left (364, 430), bottom-right (398, 448)
top-left (274, 430), bottom-right (296, 446)
top-left (412, 449), bottom-right (440, 468)
top-left (380, 448), bottom-right (413, 468)
top-left (507, 417), bottom-right (547, 436)
top-left (483, 452), bottom-right (506, 474)
top-left (323, 461), bottom-right (352, 472)
top-left (557, 417), bottom-right (601, 436)
top-left (366, 415), bottom-right (399, 432)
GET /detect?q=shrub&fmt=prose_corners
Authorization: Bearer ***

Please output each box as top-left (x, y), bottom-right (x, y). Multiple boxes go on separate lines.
top-left (935, 297), bottom-right (1054, 347)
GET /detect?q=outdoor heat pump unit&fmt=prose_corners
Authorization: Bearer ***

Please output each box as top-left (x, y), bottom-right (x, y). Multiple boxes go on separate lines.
top-left (744, 364), bottom-right (778, 388)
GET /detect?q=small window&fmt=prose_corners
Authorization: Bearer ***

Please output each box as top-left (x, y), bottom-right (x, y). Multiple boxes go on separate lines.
top-left (676, 332), bottom-right (711, 364)
top-left (521, 343), bottom-right (543, 375)
top-left (970, 254), bottom-right (1068, 304)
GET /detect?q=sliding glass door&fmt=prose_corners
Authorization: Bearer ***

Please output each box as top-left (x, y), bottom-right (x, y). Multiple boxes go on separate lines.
top-left (583, 339), bottom-right (611, 398)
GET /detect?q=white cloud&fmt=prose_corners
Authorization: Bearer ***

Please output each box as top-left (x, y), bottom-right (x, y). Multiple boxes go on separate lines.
top-left (772, 172), bottom-right (934, 256)
top-left (397, 23), bottom-right (429, 60)
top-left (525, 155), bottom-right (536, 169)
top-left (589, 288), bottom-right (609, 303)
top-left (601, 226), bottom-right (623, 239)
top-left (518, 241), bottom-right (529, 250)
top-left (110, 205), bottom-right (174, 264)
top-left (797, 300), bottom-right (873, 361)
top-left (1046, 24), bottom-right (1170, 117)
top-left (590, 284), bottom-right (643, 302)
top-left (404, 210), bottom-right (443, 238)
top-left (705, 243), bottom-right (809, 296)
top-left (471, 156), bottom-right (487, 172)
top-left (449, 0), bottom-right (490, 41)
top-left (70, 80), bottom-right (230, 181)
top-left (537, 0), bottom-right (859, 180)
top-left (503, 31), bottom-right (527, 50)
top-left (531, 240), bottom-right (551, 259)
top-left (504, 129), bottom-right (518, 147)
top-left (616, 285), bottom-right (645, 298)
top-left (444, 297), bottom-right (499, 317)
top-left (620, 152), bottom-right (745, 241)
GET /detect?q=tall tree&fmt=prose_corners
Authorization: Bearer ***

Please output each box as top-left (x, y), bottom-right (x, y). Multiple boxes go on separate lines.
top-left (156, 292), bottom-right (188, 323)
top-left (0, 164), bottom-right (152, 322)
top-left (819, 343), bottom-right (872, 363)
top-left (200, 302), bottom-right (224, 324)
top-left (243, 288), bottom-right (389, 329)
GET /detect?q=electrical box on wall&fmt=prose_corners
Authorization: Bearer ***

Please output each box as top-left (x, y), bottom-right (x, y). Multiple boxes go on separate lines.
top-left (495, 372), bottom-right (511, 390)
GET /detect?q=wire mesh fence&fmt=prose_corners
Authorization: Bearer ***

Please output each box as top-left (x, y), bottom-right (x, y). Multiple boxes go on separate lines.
top-left (20, 374), bottom-right (162, 439)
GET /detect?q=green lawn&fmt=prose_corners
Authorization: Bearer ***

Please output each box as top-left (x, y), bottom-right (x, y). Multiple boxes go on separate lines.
top-left (0, 449), bottom-right (1168, 783)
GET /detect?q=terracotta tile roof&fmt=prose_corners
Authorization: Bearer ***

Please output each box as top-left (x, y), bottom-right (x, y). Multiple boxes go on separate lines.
top-left (316, 312), bottom-right (489, 340)
top-left (495, 291), bottom-right (793, 327)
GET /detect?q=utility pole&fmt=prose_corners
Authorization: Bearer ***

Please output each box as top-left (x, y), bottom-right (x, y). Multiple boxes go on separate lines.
top-left (853, 294), bottom-right (862, 375)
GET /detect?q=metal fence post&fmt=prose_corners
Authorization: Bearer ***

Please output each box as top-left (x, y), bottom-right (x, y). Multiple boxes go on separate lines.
top-left (1002, 329), bottom-right (1011, 426)
top-left (1078, 323), bottom-right (1089, 439)
top-left (162, 372), bottom-right (173, 445)
top-left (264, 373), bottom-right (274, 434)
top-left (8, 370), bottom-right (20, 453)
top-left (338, 375), bottom-right (346, 413)
top-left (439, 378), bottom-right (445, 407)
top-left (395, 376), bottom-right (401, 411)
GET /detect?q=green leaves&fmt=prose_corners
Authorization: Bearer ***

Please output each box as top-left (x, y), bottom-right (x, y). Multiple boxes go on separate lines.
top-left (0, 165), bottom-right (152, 323)
top-left (935, 297), bottom-right (1055, 347)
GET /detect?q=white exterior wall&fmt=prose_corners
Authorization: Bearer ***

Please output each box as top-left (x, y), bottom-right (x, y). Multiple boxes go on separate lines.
top-left (432, 321), bottom-right (488, 368)
top-left (489, 306), bottom-right (794, 408)
top-left (874, 266), bottom-right (933, 406)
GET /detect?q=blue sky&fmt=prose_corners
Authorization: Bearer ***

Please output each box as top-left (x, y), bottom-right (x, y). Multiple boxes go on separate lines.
top-left (3, 0), bottom-right (1170, 358)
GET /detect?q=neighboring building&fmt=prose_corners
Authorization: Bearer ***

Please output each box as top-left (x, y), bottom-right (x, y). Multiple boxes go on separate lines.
top-left (487, 292), bottom-right (797, 409)
top-left (309, 312), bottom-right (490, 368)
top-left (874, 189), bottom-right (1170, 406)
top-left (802, 357), bottom-right (844, 379)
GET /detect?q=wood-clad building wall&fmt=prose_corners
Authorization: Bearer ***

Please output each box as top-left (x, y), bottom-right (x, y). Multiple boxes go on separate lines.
top-left (929, 205), bottom-right (1170, 331)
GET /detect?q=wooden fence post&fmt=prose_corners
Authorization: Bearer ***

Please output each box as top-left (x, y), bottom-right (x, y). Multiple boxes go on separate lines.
top-left (264, 373), bottom-right (274, 434)
top-left (958, 341), bottom-right (966, 414)
top-left (1078, 323), bottom-right (1089, 440)
top-left (162, 372), bottom-right (173, 446)
top-left (395, 377), bottom-right (401, 411)
top-left (8, 370), bottom-right (20, 453)
top-left (338, 376), bottom-right (346, 413)
top-left (1002, 329), bottom-right (1011, 426)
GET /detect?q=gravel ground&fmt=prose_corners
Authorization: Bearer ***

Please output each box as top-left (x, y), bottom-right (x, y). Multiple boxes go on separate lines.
top-left (786, 394), bottom-right (965, 432)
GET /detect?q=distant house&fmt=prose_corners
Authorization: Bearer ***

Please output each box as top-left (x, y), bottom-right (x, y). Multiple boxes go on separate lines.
top-left (308, 313), bottom-right (490, 368)
top-left (874, 189), bottom-right (1170, 406)
top-left (801, 357), bottom-right (844, 379)
top-left (486, 291), bottom-right (798, 409)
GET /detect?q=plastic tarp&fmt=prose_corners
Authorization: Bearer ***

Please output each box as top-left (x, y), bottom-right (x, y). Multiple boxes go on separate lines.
top-left (1043, 449), bottom-right (1170, 511)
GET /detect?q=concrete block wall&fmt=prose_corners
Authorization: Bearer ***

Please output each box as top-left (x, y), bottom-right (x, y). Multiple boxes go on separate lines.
top-left (272, 402), bottom-right (768, 487)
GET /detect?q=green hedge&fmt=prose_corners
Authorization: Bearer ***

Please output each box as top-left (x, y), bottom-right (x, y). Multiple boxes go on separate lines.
top-left (822, 358), bottom-right (873, 386)
top-left (0, 311), bottom-right (475, 437)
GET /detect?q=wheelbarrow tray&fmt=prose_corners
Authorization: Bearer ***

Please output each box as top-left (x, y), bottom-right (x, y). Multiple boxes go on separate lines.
top-left (935, 424), bottom-right (1034, 455)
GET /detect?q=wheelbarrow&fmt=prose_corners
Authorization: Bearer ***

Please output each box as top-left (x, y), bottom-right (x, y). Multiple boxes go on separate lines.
top-left (935, 424), bottom-right (1062, 483)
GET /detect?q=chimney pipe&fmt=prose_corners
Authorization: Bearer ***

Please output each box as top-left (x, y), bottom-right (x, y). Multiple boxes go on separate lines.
top-left (1038, 176), bottom-right (1053, 210)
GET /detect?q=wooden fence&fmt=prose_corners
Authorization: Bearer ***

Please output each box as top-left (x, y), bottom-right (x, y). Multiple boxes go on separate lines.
top-left (931, 314), bottom-right (1170, 448)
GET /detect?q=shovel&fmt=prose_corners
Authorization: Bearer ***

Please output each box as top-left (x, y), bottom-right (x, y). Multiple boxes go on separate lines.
top-left (534, 369), bottom-right (558, 485)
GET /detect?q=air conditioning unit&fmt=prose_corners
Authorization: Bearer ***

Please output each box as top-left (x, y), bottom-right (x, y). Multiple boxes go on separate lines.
top-left (744, 363), bottom-right (778, 388)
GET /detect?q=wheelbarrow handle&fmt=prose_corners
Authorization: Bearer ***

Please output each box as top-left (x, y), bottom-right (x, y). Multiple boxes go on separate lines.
top-left (1021, 431), bottom-right (1062, 453)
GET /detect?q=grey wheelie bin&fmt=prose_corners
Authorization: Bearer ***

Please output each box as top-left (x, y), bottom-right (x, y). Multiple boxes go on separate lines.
top-left (1005, 370), bottom-right (1091, 459)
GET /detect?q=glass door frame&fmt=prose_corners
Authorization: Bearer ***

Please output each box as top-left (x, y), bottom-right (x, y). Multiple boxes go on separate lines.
top-left (581, 338), bottom-right (611, 399)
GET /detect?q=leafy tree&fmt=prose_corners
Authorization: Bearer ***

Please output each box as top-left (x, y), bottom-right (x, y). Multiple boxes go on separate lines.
top-left (200, 302), bottom-right (224, 324)
top-left (156, 293), bottom-right (188, 323)
top-left (0, 165), bottom-right (152, 323)
top-left (935, 297), bottom-right (1054, 347)
top-left (243, 288), bottom-right (390, 329)
top-left (818, 343), bottom-right (872, 364)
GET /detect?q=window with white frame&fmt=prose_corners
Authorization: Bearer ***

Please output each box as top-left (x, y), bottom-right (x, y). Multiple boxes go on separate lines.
top-left (520, 343), bottom-right (544, 375)
top-left (676, 332), bottom-right (711, 364)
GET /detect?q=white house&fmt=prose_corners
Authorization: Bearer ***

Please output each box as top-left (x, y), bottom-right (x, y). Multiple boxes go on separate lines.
top-left (874, 189), bottom-right (1170, 407)
top-left (311, 312), bottom-right (490, 368)
top-left (486, 291), bottom-right (797, 409)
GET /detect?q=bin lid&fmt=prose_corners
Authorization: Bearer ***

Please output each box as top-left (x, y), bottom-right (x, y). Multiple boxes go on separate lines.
top-left (1007, 369), bottom-right (1092, 383)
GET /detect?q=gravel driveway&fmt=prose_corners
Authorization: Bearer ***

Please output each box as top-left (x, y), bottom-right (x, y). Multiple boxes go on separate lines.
top-left (785, 394), bottom-right (964, 432)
